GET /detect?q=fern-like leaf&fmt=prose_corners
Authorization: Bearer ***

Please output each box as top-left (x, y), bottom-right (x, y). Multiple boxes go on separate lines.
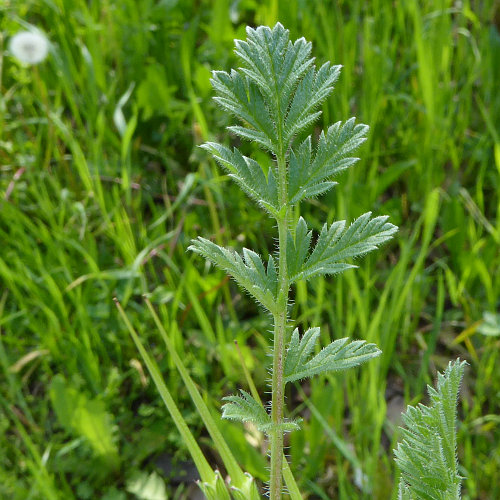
top-left (188, 238), bottom-right (278, 313)
top-left (288, 118), bottom-right (369, 204)
top-left (205, 23), bottom-right (373, 214)
top-left (209, 23), bottom-right (342, 159)
top-left (290, 212), bottom-right (397, 283)
top-left (394, 359), bottom-right (467, 500)
top-left (284, 328), bottom-right (381, 384)
top-left (201, 142), bottom-right (280, 216)
top-left (283, 61), bottom-right (341, 143)
top-left (286, 217), bottom-right (312, 280)
top-left (234, 24), bottom-right (317, 135)
top-left (211, 70), bottom-right (277, 151)
top-left (222, 390), bottom-right (300, 434)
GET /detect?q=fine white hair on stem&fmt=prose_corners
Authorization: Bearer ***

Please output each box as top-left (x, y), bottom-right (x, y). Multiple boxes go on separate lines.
top-left (9, 30), bottom-right (50, 65)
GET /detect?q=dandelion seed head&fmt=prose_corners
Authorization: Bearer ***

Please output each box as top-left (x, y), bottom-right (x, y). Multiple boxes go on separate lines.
top-left (9, 31), bottom-right (49, 65)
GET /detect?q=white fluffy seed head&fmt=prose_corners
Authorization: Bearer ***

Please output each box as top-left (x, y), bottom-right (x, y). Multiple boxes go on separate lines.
top-left (9, 31), bottom-right (50, 65)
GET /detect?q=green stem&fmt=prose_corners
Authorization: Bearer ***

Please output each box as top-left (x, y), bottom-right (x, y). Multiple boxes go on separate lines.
top-left (270, 152), bottom-right (289, 500)
top-left (236, 341), bottom-right (303, 500)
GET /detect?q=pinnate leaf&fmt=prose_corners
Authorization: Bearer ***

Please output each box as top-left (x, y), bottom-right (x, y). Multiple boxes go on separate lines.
top-left (209, 23), bottom-right (343, 157)
top-left (394, 359), bottom-right (467, 500)
top-left (234, 24), bottom-right (314, 121)
top-left (286, 216), bottom-right (312, 282)
top-left (288, 118), bottom-right (368, 205)
top-left (290, 212), bottom-right (397, 283)
top-left (188, 238), bottom-right (278, 313)
top-left (211, 70), bottom-right (277, 151)
top-left (284, 328), bottom-right (381, 384)
top-left (201, 142), bottom-right (279, 216)
top-left (284, 62), bottom-right (341, 143)
top-left (222, 390), bottom-right (300, 434)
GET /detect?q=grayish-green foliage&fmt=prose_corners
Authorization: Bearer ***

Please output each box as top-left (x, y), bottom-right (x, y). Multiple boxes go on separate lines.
top-left (200, 142), bottom-right (280, 217)
top-left (288, 118), bottom-right (368, 204)
top-left (189, 238), bottom-right (278, 313)
top-left (287, 213), bottom-right (397, 283)
top-left (394, 359), bottom-right (467, 500)
top-left (199, 22), bottom-right (362, 198)
top-left (284, 328), bottom-right (381, 384)
top-left (190, 23), bottom-right (397, 446)
top-left (221, 390), bottom-right (300, 434)
top-left (210, 24), bottom-right (341, 153)
top-left (189, 22), bottom-right (396, 309)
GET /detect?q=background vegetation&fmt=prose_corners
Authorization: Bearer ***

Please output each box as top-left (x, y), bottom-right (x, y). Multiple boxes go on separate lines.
top-left (1, 0), bottom-right (499, 498)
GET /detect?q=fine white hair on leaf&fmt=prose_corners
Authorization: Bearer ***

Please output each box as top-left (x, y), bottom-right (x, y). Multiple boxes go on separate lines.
top-left (9, 30), bottom-right (50, 65)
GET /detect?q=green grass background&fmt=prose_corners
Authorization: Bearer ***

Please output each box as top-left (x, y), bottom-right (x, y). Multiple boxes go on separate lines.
top-left (1, 0), bottom-right (499, 498)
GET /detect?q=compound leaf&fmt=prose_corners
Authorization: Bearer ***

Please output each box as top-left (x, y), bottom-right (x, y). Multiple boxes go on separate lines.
top-left (284, 328), bottom-right (381, 384)
top-left (222, 390), bottom-right (300, 435)
top-left (211, 70), bottom-right (277, 151)
top-left (209, 23), bottom-right (343, 158)
top-left (284, 62), bottom-right (341, 143)
top-left (291, 212), bottom-right (397, 283)
top-left (394, 359), bottom-right (467, 500)
top-left (201, 142), bottom-right (280, 216)
top-left (286, 216), bottom-right (312, 279)
top-left (188, 238), bottom-right (278, 313)
top-left (309, 118), bottom-right (369, 185)
top-left (288, 118), bottom-right (368, 205)
top-left (234, 24), bottom-right (314, 125)
top-left (222, 390), bottom-right (271, 433)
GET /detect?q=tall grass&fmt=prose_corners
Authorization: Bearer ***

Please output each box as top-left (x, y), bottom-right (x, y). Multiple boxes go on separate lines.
top-left (1, 0), bottom-right (498, 498)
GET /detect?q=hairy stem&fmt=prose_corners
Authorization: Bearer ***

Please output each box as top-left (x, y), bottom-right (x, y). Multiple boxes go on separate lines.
top-left (270, 152), bottom-right (289, 500)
